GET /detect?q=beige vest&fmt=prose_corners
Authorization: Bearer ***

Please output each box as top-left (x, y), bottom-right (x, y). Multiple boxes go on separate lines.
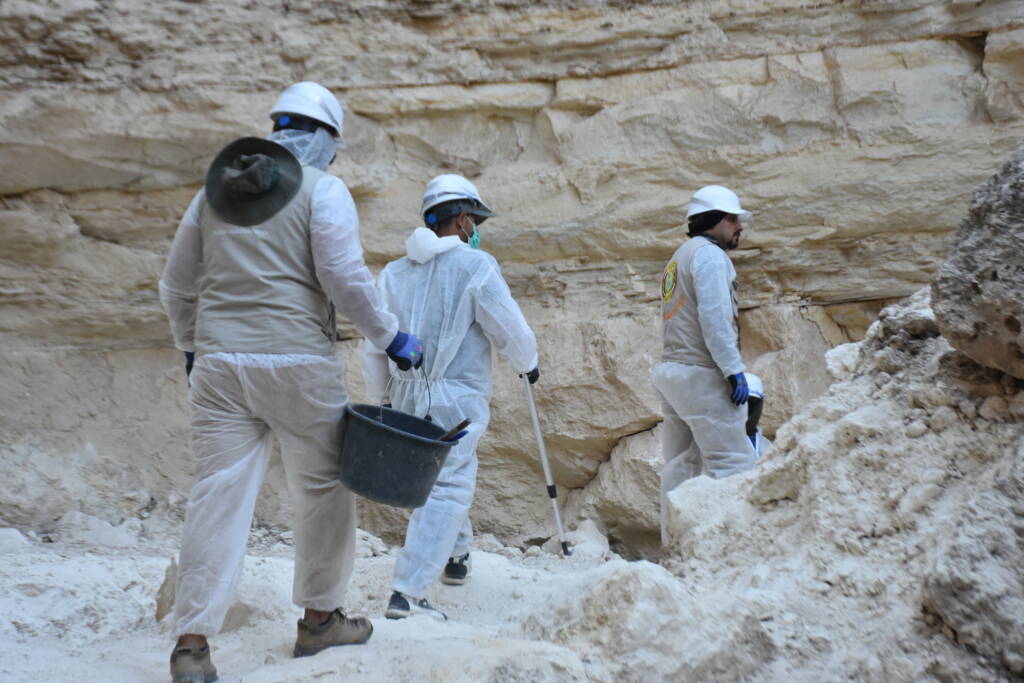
top-left (194, 165), bottom-right (336, 355)
top-left (659, 236), bottom-right (739, 367)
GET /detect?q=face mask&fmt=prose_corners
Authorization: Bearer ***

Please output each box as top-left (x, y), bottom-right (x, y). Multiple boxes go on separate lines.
top-left (267, 128), bottom-right (337, 171)
top-left (460, 217), bottom-right (481, 249)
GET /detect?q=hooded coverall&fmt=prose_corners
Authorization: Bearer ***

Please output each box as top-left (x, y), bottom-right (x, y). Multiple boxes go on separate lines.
top-left (363, 227), bottom-right (537, 601)
top-left (160, 134), bottom-right (397, 636)
top-left (652, 235), bottom-right (757, 535)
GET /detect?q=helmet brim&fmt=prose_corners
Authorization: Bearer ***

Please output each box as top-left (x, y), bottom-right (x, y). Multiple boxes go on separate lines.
top-left (423, 198), bottom-right (495, 226)
top-left (687, 207), bottom-right (751, 222)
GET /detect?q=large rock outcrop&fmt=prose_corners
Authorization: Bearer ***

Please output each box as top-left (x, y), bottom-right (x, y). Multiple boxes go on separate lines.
top-left (660, 288), bottom-right (1024, 679)
top-left (2, 1), bottom-right (1024, 546)
top-left (932, 145), bottom-right (1024, 380)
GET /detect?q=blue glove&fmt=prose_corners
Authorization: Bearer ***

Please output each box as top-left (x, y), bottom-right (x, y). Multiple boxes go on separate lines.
top-left (727, 373), bottom-right (749, 406)
top-left (184, 351), bottom-right (195, 378)
top-left (524, 367), bottom-right (540, 385)
top-left (386, 331), bottom-right (424, 371)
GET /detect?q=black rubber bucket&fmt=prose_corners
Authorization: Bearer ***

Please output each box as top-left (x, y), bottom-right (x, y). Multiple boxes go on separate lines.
top-left (339, 404), bottom-right (453, 508)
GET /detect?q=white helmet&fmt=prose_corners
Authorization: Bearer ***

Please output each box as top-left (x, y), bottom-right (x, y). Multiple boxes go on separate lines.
top-left (687, 185), bottom-right (751, 221)
top-left (269, 82), bottom-right (344, 140)
top-left (420, 174), bottom-right (495, 224)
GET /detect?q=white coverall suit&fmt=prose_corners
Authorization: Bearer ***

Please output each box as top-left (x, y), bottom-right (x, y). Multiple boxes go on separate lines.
top-left (159, 131), bottom-right (398, 637)
top-left (652, 234), bottom-right (758, 534)
top-left (363, 227), bottom-right (537, 600)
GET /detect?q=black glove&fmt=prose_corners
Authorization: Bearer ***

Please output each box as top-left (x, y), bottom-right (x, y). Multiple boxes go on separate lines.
top-left (184, 351), bottom-right (195, 378)
top-left (524, 366), bottom-right (540, 385)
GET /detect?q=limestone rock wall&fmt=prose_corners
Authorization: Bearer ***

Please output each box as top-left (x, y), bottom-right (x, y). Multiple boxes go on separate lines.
top-left (2, 1), bottom-right (1023, 544)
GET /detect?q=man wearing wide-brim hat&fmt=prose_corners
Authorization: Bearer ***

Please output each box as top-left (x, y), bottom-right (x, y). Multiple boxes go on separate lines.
top-left (158, 82), bottom-right (425, 683)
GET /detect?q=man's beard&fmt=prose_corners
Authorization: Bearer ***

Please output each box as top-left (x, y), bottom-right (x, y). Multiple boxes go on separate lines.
top-left (726, 234), bottom-right (741, 250)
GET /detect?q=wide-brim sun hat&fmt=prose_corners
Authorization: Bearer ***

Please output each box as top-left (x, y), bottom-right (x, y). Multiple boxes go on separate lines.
top-left (205, 137), bottom-right (303, 227)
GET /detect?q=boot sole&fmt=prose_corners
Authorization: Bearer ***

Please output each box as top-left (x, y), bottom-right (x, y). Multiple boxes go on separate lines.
top-left (171, 674), bottom-right (217, 683)
top-left (292, 623), bottom-right (374, 658)
top-left (440, 575), bottom-right (467, 585)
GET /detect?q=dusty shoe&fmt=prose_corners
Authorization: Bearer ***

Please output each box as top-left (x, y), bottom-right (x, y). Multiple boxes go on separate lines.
top-left (170, 645), bottom-right (218, 683)
top-left (441, 552), bottom-right (471, 585)
top-left (385, 591), bottom-right (447, 621)
top-left (293, 609), bottom-right (373, 657)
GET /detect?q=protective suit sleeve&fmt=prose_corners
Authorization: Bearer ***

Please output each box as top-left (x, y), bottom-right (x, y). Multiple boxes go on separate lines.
top-left (159, 190), bottom-right (205, 352)
top-left (692, 247), bottom-right (745, 377)
top-left (361, 269), bottom-right (393, 404)
top-left (473, 258), bottom-right (538, 374)
top-left (310, 175), bottom-right (399, 351)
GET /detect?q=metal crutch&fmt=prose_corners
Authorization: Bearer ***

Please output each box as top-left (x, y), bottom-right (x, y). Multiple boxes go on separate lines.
top-left (522, 374), bottom-right (572, 557)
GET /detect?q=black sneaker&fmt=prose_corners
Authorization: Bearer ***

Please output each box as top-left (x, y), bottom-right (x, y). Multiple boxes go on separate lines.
top-left (385, 591), bottom-right (447, 621)
top-left (170, 645), bottom-right (218, 683)
top-left (441, 553), bottom-right (471, 586)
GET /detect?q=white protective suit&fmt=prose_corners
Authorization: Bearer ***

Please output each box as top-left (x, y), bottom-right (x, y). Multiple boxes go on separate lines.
top-left (652, 234), bottom-right (757, 537)
top-left (159, 130), bottom-right (397, 637)
top-left (363, 227), bottom-right (537, 600)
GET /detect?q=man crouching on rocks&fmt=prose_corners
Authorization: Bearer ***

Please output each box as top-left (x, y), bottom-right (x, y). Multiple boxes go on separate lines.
top-left (158, 82), bottom-right (424, 682)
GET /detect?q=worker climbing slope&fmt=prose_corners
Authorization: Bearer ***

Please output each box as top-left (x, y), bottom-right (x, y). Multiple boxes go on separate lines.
top-left (651, 185), bottom-right (763, 542)
top-left (363, 174), bottom-right (538, 621)
top-left (159, 82), bottom-right (424, 682)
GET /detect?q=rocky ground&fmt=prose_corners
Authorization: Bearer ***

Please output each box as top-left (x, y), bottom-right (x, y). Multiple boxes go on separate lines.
top-left (0, 520), bottom-right (615, 682)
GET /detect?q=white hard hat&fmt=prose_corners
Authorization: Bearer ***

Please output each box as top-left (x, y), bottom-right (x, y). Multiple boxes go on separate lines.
top-left (420, 174), bottom-right (494, 222)
top-left (269, 82), bottom-right (344, 140)
top-left (687, 185), bottom-right (751, 221)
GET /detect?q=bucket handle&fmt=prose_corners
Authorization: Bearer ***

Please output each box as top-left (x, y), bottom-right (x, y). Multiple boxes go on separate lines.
top-left (420, 364), bottom-right (433, 419)
top-left (379, 366), bottom-right (433, 422)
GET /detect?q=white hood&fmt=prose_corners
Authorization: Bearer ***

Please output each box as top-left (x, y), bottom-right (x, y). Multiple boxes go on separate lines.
top-left (405, 227), bottom-right (463, 264)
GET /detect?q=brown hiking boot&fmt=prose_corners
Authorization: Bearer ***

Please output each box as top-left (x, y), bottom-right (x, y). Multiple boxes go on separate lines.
top-left (170, 645), bottom-right (218, 683)
top-left (293, 609), bottom-right (373, 657)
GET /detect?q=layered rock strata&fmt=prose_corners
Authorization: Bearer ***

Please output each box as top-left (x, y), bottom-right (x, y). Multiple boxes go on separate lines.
top-left (2, 1), bottom-right (1023, 546)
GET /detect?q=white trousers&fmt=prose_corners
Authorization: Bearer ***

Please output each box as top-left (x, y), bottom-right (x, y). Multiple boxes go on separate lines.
top-left (390, 387), bottom-right (486, 601)
top-left (651, 361), bottom-right (757, 540)
top-left (173, 356), bottom-right (356, 637)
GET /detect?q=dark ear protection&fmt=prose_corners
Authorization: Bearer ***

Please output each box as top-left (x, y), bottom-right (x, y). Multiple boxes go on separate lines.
top-left (272, 112), bottom-right (339, 138)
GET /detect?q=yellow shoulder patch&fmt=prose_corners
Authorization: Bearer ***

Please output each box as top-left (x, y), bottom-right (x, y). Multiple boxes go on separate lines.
top-left (661, 261), bottom-right (677, 305)
top-left (661, 261), bottom-right (685, 321)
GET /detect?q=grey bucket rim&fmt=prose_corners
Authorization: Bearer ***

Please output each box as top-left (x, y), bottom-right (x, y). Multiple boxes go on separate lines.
top-left (345, 404), bottom-right (452, 447)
